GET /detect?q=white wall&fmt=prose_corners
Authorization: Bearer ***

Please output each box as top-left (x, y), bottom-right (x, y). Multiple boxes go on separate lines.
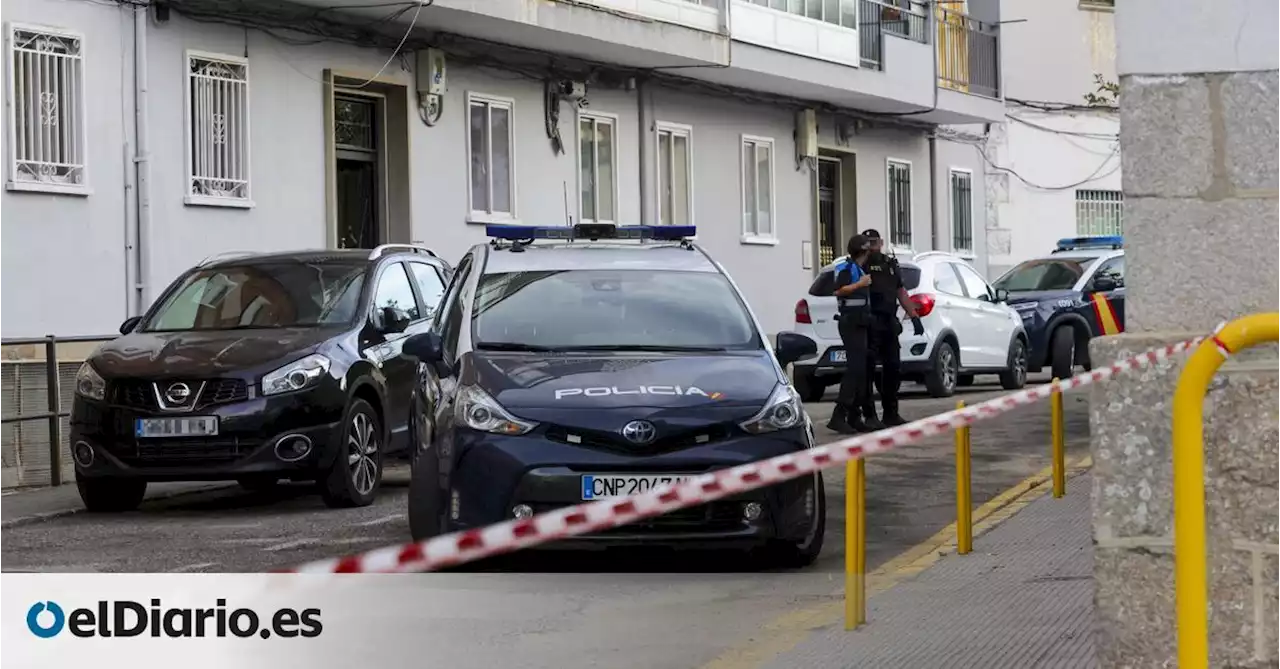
top-left (999, 0), bottom-right (1117, 103)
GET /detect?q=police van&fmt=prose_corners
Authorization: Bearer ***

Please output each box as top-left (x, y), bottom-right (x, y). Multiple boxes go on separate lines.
top-left (400, 223), bottom-right (828, 567)
top-left (991, 235), bottom-right (1126, 380)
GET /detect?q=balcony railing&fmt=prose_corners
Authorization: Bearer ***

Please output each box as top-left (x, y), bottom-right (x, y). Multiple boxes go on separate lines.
top-left (935, 2), bottom-right (1000, 98)
top-left (859, 0), bottom-right (928, 69)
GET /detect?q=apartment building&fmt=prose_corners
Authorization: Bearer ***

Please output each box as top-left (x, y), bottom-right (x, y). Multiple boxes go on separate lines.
top-left (984, 0), bottom-right (1120, 277)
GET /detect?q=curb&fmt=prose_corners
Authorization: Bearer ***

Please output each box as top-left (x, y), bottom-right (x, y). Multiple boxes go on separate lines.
top-left (1, 483), bottom-right (234, 529)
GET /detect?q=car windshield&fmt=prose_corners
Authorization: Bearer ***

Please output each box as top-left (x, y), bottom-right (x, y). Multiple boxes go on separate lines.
top-left (993, 258), bottom-right (1099, 292)
top-left (142, 261), bottom-right (368, 332)
top-left (472, 270), bottom-right (762, 351)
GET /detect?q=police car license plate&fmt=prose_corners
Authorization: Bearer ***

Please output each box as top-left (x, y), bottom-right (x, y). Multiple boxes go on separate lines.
top-left (830, 350), bottom-right (846, 363)
top-left (581, 474), bottom-right (690, 500)
top-left (135, 417), bottom-right (218, 438)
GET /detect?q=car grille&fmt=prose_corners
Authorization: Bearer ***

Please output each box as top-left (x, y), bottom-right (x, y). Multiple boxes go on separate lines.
top-left (527, 501), bottom-right (745, 534)
top-left (102, 437), bottom-right (249, 467)
top-left (543, 423), bottom-right (735, 455)
top-left (111, 379), bottom-right (249, 411)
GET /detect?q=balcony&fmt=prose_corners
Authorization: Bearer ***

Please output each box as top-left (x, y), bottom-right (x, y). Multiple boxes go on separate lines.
top-left (857, 0), bottom-right (929, 70)
top-left (935, 2), bottom-right (1000, 98)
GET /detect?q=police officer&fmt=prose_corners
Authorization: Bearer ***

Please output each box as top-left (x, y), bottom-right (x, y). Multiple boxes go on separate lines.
top-left (860, 229), bottom-right (924, 428)
top-left (826, 234), bottom-right (875, 435)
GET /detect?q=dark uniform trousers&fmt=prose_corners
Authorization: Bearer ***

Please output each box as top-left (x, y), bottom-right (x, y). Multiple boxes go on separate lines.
top-left (864, 311), bottom-right (902, 418)
top-left (836, 310), bottom-right (870, 411)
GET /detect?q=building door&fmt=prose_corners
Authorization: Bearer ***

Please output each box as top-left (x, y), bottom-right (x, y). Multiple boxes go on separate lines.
top-left (334, 93), bottom-right (382, 249)
top-left (817, 157), bottom-right (842, 267)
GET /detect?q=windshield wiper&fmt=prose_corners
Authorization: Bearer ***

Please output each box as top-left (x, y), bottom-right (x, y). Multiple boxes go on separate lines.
top-left (554, 344), bottom-right (730, 353)
top-left (475, 342), bottom-right (558, 352)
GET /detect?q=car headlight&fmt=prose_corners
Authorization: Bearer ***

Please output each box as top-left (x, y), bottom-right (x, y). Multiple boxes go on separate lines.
top-left (455, 384), bottom-right (537, 436)
top-left (261, 354), bottom-right (331, 396)
top-left (75, 362), bottom-right (106, 401)
top-left (740, 383), bottom-right (805, 434)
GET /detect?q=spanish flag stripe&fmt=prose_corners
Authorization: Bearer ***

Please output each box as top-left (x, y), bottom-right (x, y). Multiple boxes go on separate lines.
top-left (1090, 293), bottom-right (1121, 335)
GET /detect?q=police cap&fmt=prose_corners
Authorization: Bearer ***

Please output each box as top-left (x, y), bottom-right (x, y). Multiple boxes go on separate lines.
top-left (861, 229), bottom-right (882, 240)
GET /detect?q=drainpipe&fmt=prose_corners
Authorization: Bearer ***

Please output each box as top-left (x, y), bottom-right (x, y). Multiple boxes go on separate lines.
top-left (636, 77), bottom-right (651, 226)
top-left (132, 6), bottom-right (152, 313)
top-left (929, 132), bottom-right (940, 251)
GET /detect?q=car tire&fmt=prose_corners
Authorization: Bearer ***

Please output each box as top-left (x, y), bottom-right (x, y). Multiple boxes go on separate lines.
top-left (769, 474), bottom-right (827, 569)
top-left (793, 370), bottom-right (826, 403)
top-left (320, 398), bottom-right (383, 509)
top-left (1000, 337), bottom-right (1029, 390)
top-left (407, 442), bottom-right (445, 541)
top-left (924, 340), bottom-right (959, 398)
top-left (957, 374), bottom-right (975, 387)
top-left (76, 474), bottom-right (147, 512)
top-left (1050, 326), bottom-right (1076, 381)
top-left (237, 475), bottom-right (281, 492)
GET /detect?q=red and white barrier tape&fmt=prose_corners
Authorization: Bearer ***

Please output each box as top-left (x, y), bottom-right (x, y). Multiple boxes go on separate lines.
top-left (284, 335), bottom-right (1206, 575)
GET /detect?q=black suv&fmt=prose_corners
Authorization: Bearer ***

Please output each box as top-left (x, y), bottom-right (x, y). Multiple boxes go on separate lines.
top-left (70, 244), bottom-right (452, 511)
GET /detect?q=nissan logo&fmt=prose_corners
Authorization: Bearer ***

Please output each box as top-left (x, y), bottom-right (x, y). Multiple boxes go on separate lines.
top-left (164, 383), bottom-right (192, 405)
top-left (620, 420), bottom-right (657, 445)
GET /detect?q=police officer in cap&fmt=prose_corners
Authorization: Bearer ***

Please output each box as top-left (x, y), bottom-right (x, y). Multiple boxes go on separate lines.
top-left (860, 229), bottom-right (924, 428)
top-left (827, 234), bottom-right (875, 434)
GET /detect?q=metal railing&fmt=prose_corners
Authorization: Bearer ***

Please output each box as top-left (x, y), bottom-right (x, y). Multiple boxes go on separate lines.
top-left (859, 0), bottom-right (929, 70)
top-left (1, 334), bottom-right (114, 488)
top-left (935, 2), bottom-right (1000, 98)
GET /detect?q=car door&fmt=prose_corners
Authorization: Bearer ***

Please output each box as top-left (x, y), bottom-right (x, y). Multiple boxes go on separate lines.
top-left (954, 262), bottom-right (1017, 366)
top-left (406, 260), bottom-right (449, 323)
top-left (1083, 255), bottom-right (1125, 335)
top-left (418, 254), bottom-right (474, 477)
top-left (933, 263), bottom-right (988, 366)
top-left (365, 260), bottom-right (426, 449)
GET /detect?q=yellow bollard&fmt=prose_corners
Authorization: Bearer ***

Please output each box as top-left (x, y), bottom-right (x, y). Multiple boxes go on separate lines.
top-left (955, 400), bottom-right (972, 554)
top-left (844, 458), bottom-right (866, 629)
top-left (1051, 378), bottom-right (1065, 498)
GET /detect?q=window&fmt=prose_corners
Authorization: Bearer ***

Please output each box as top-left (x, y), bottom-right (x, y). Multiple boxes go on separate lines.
top-left (467, 93), bottom-right (515, 220)
top-left (747, 0), bottom-right (860, 29)
top-left (656, 123), bottom-right (692, 226)
top-left (1079, 0), bottom-right (1114, 10)
top-left (6, 24), bottom-right (87, 194)
top-left (1090, 256), bottom-right (1125, 290)
top-left (992, 257), bottom-right (1100, 292)
top-left (185, 52), bottom-right (251, 206)
top-left (742, 136), bottom-right (774, 240)
top-left (439, 255), bottom-right (473, 361)
top-left (955, 263), bottom-right (994, 301)
top-left (371, 263), bottom-right (420, 328)
top-left (143, 261), bottom-right (367, 331)
top-left (407, 262), bottom-right (446, 320)
top-left (934, 264), bottom-right (964, 296)
top-left (578, 112), bottom-right (617, 223)
top-left (887, 159), bottom-right (913, 247)
top-left (810, 260), bottom-right (921, 297)
top-left (950, 169), bottom-right (973, 253)
top-left (1076, 189), bottom-right (1123, 236)
top-left (472, 270), bottom-right (760, 351)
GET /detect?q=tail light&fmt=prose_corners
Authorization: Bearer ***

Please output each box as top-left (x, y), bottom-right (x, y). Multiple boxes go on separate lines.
top-left (909, 293), bottom-right (936, 318)
top-left (795, 299), bottom-right (812, 324)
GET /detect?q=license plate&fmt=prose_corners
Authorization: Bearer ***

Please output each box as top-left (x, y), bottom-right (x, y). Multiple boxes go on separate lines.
top-left (581, 474), bottom-right (690, 500)
top-left (830, 350), bottom-right (846, 363)
top-left (135, 417), bottom-right (219, 438)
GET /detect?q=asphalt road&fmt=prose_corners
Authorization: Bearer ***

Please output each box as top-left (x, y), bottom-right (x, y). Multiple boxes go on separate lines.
top-left (0, 374), bottom-right (1091, 667)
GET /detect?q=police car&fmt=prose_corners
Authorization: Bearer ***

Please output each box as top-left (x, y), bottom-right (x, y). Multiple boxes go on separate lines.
top-left (991, 235), bottom-right (1125, 381)
top-left (400, 223), bottom-right (827, 566)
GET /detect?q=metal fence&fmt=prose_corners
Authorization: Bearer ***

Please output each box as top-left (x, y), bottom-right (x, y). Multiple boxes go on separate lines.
top-left (935, 3), bottom-right (1000, 98)
top-left (2, 335), bottom-right (114, 488)
top-left (859, 0), bottom-right (929, 70)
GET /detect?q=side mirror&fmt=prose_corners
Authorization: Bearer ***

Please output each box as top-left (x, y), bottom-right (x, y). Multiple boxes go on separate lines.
top-left (404, 332), bottom-right (451, 375)
top-left (119, 316), bottom-right (142, 335)
top-left (774, 331), bottom-right (818, 368)
top-left (1091, 276), bottom-right (1118, 293)
top-left (994, 288), bottom-right (1010, 303)
top-left (380, 306), bottom-right (411, 334)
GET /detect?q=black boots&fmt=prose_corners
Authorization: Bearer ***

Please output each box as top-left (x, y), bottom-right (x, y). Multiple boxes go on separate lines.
top-left (881, 412), bottom-right (908, 427)
top-left (860, 406), bottom-right (886, 432)
top-left (828, 405), bottom-right (872, 434)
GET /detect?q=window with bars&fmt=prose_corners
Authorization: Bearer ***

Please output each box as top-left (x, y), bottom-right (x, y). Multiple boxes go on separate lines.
top-left (579, 113), bottom-right (617, 224)
top-left (185, 52), bottom-right (251, 206)
top-left (467, 93), bottom-right (515, 219)
top-left (656, 123), bottom-right (692, 226)
top-left (887, 160), bottom-right (912, 247)
top-left (6, 24), bottom-right (87, 193)
top-left (1075, 189), bottom-right (1123, 236)
top-left (742, 136), bottom-right (774, 240)
top-left (950, 169), bottom-right (973, 253)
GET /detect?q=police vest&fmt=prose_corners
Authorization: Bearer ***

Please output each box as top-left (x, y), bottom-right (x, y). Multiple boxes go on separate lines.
top-left (835, 260), bottom-right (870, 314)
top-left (866, 253), bottom-right (899, 314)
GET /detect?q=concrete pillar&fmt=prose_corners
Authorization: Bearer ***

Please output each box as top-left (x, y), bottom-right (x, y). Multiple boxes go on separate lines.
top-left (1089, 0), bottom-right (1279, 666)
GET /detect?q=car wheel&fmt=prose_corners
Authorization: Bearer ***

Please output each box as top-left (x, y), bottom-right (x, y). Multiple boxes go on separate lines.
top-left (237, 475), bottom-right (281, 492)
top-left (769, 474), bottom-right (827, 568)
top-left (924, 340), bottom-right (959, 398)
top-left (76, 473), bottom-right (147, 512)
top-left (1050, 327), bottom-right (1076, 381)
top-left (793, 370), bottom-right (826, 403)
top-left (957, 374), bottom-right (975, 387)
top-left (407, 440), bottom-right (447, 541)
top-left (1000, 338), bottom-right (1029, 390)
top-left (320, 398), bottom-right (383, 509)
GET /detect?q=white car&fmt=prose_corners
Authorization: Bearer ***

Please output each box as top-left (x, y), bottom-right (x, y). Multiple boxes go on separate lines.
top-left (791, 251), bottom-right (1029, 400)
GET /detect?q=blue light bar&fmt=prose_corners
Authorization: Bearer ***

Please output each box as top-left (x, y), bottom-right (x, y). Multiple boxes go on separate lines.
top-left (484, 223), bottom-right (696, 242)
top-left (1055, 235), bottom-right (1123, 251)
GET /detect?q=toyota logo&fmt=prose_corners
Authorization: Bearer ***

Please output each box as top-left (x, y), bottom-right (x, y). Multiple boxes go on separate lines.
top-left (621, 420), bottom-right (656, 445)
top-left (164, 383), bottom-right (192, 405)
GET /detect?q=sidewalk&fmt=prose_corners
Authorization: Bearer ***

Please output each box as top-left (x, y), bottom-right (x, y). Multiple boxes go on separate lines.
top-left (0, 481), bottom-right (230, 528)
top-left (765, 471), bottom-right (1097, 669)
